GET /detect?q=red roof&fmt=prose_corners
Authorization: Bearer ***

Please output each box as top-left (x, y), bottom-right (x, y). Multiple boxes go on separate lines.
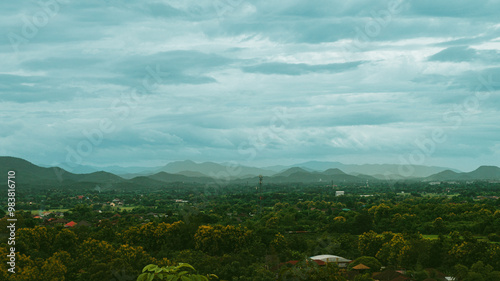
top-left (65, 221), bottom-right (77, 227)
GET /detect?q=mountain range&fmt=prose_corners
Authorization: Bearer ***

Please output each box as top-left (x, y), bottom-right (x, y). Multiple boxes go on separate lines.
top-left (424, 166), bottom-right (500, 181)
top-left (62, 159), bottom-right (459, 179)
top-left (1, 156), bottom-right (499, 189)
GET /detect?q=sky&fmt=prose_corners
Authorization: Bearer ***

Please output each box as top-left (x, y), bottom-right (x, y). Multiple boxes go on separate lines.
top-left (0, 0), bottom-right (499, 172)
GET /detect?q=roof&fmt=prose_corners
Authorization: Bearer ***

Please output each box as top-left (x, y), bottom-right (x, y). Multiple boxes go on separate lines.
top-left (373, 270), bottom-right (409, 281)
top-left (309, 255), bottom-right (351, 263)
top-left (52, 218), bottom-right (69, 224)
top-left (352, 263), bottom-right (370, 270)
top-left (65, 221), bottom-right (77, 227)
top-left (78, 220), bottom-right (91, 227)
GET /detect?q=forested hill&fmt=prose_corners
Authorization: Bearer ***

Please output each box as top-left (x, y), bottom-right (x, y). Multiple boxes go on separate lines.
top-left (1, 156), bottom-right (499, 190)
top-left (425, 166), bottom-right (500, 181)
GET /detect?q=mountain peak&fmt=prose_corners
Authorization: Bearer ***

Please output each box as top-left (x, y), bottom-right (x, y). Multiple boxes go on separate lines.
top-left (276, 167), bottom-right (310, 177)
top-left (322, 168), bottom-right (347, 176)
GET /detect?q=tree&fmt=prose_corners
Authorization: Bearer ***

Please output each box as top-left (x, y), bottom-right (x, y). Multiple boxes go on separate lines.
top-left (433, 217), bottom-right (447, 234)
top-left (40, 254), bottom-right (68, 281)
top-left (376, 234), bottom-right (410, 267)
top-left (348, 256), bottom-right (382, 273)
top-left (354, 273), bottom-right (375, 281)
top-left (137, 263), bottom-right (217, 281)
top-left (53, 228), bottom-right (78, 254)
top-left (278, 261), bottom-right (345, 281)
top-left (194, 224), bottom-right (252, 256)
top-left (358, 231), bottom-right (384, 257)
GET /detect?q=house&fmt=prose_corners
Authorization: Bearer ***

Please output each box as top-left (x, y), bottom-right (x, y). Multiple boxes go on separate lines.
top-left (309, 255), bottom-right (351, 268)
top-left (112, 198), bottom-right (123, 205)
top-left (336, 191), bottom-right (345, 196)
top-left (146, 212), bottom-right (158, 218)
top-left (64, 221), bottom-right (77, 228)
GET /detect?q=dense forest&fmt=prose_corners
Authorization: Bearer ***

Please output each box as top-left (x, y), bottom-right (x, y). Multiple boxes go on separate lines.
top-left (1, 180), bottom-right (500, 280)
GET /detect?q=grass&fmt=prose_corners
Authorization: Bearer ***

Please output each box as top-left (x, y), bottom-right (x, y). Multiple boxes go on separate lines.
top-left (423, 193), bottom-right (460, 198)
top-left (29, 205), bottom-right (137, 215)
top-left (31, 208), bottom-right (69, 215)
top-left (422, 234), bottom-right (439, 239)
top-left (422, 234), bottom-right (496, 243)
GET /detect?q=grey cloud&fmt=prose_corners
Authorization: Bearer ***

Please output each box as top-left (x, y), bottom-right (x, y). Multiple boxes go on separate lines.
top-left (242, 61), bottom-right (364, 75)
top-left (428, 46), bottom-right (477, 62)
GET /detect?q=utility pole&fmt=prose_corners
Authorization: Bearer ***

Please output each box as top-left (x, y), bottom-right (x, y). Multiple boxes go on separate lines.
top-left (258, 175), bottom-right (263, 215)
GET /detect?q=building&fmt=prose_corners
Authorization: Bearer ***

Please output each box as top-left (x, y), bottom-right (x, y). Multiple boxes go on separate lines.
top-left (309, 255), bottom-right (351, 268)
top-left (64, 221), bottom-right (77, 228)
top-left (336, 191), bottom-right (345, 196)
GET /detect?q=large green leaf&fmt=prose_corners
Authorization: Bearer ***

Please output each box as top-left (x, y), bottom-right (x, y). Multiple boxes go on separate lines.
top-left (137, 273), bottom-right (149, 281)
top-left (143, 264), bottom-right (158, 273)
top-left (178, 263), bottom-right (196, 271)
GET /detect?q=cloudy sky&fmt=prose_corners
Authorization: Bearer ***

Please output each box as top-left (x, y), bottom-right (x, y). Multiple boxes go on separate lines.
top-left (1, 0), bottom-right (499, 171)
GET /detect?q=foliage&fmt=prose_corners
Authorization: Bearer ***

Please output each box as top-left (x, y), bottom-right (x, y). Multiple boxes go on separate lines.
top-left (348, 256), bottom-right (382, 273)
top-left (3, 180), bottom-right (500, 279)
top-left (137, 263), bottom-right (217, 281)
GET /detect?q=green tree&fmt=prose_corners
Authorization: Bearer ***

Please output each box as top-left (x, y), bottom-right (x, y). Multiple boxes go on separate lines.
top-left (348, 256), bottom-right (382, 273)
top-left (137, 263), bottom-right (217, 281)
top-left (433, 217), bottom-right (447, 234)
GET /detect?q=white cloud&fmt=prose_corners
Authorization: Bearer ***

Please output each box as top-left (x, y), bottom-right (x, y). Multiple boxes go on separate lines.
top-left (0, 0), bottom-right (498, 170)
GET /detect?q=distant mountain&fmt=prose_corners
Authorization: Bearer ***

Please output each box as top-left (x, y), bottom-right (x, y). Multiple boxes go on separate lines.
top-left (176, 171), bottom-right (210, 177)
top-left (157, 160), bottom-right (276, 178)
top-left (425, 166), bottom-right (500, 181)
top-left (3, 156), bottom-right (496, 190)
top-left (47, 159), bottom-right (458, 179)
top-left (322, 168), bottom-right (348, 176)
top-left (468, 166), bottom-right (500, 179)
top-left (0, 156), bottom-right (74, 184)
top-left (269, 167), bottom-right (364, 183)
top-left (274, 161), bottom-right (458, 178)
top-left (425, 170), bottom-right (465, 181)
top-left (146, 172), bottom-right (212, 183)
top-left (275, 167), bottom-right (310, 177)
top-left (294, 161), bottom-right (345, 171)
top-left (51, 163), bottom-right (158, 175)
top-left (77, 171), bottom-right (125, 183)
top-left (0, 156), bottom-right (123, 185)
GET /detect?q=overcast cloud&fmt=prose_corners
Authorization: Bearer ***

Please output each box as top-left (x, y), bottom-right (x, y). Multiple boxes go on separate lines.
top-left (0, 0), bottom-right (499, 171)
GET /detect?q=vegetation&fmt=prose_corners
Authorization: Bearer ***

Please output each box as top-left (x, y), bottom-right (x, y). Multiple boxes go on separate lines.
top-left (137, 263), bottom-right (217, 281)
top-left (1, 176), bottom-right (500, 280)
